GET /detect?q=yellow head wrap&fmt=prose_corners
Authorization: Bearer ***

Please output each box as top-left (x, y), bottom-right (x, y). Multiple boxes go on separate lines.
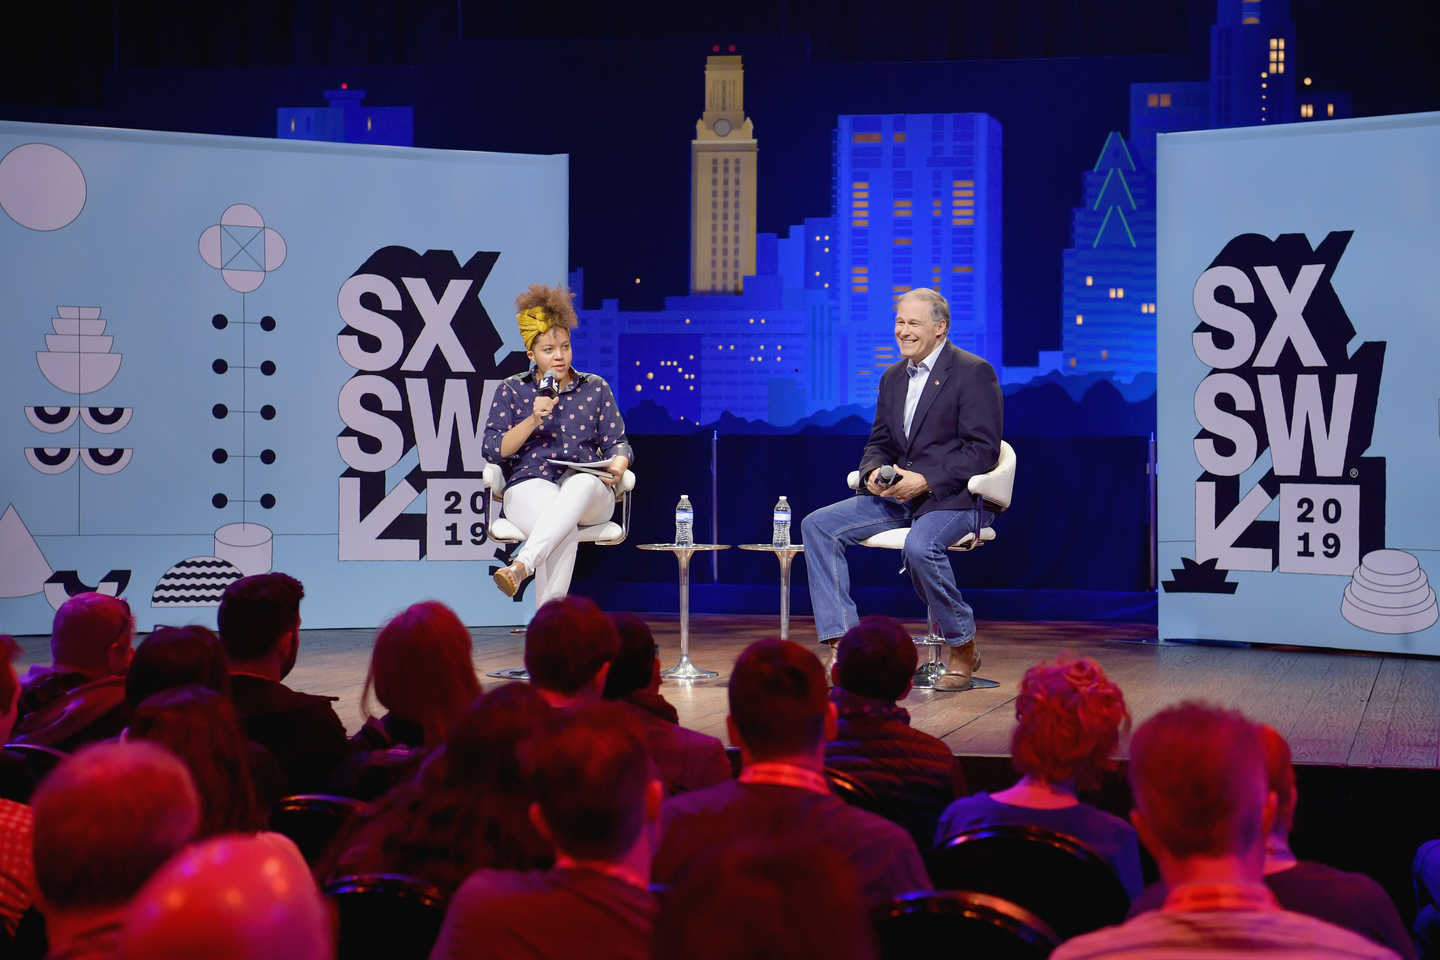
top-left (517, 307), bottom-right (555, 350)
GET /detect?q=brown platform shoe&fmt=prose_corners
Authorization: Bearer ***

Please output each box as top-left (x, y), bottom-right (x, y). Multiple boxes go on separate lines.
top-left (492, 560), bottom-right (529, 597)
top-left (934, 639), bottom-right (981, 692)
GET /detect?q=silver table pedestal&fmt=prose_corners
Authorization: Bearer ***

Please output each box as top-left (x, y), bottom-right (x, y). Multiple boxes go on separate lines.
top-left (639, 543), bottom-right (730, 680)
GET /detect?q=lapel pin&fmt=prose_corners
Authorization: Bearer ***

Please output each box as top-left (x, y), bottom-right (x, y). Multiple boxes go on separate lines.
top-left (934, 380), bottom-right (940, 385)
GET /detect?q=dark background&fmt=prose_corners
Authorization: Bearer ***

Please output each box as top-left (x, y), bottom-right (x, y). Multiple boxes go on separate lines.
top-left (3, 0), bottom-right (1436, 368)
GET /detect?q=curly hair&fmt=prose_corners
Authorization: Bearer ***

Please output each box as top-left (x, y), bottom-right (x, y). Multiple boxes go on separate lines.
top-left (515, 284), bottom-right (578, 336)
top-left (1011, 655), bottom-right (1130, 787)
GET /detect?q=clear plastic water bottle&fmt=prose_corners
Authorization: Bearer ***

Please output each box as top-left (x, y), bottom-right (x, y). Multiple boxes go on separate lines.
top-left (773, 496), bottom-right (791, 548)
top-left (675, 495), bottom-right (694, 546)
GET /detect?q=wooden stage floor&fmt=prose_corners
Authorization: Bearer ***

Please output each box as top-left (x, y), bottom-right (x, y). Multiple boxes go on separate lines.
top-left (14, 614), bottom-right (1440, 769)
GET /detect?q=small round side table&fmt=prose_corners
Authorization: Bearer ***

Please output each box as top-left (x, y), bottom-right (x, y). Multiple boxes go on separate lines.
top-left (637, 543), bottom-right (730, 679)
top-left (737, 543), bottom-right (805, 641)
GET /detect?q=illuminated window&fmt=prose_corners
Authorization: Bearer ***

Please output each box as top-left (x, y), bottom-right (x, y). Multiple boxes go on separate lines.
top-left (1085, 276), bottom-right (1093, 286)
top-left (1117, 287), bottom-right (1124, 298)
top-left (1301, 103), bottom-right (1313, 117)
top-left (852, 133), bottom-right (882, 143)
top-left (853, 266), bottom-right (868, 273)
top-left (1147, 93), bottom-right (1158, 107)
top-left (893, 238), bottom-right (911, 245)
top-left (1101, 350), bottom-right (1108, 360)
top-left (1109, 288), bottom-right (1116, 298)
top-left (1161, 93), bottom-right (1171, 106)
top-left (1076, 315), bottom-right (1083, 325)
top-left (1328, 103), bottom-right (1335, 117)
top-left (953, 265), bottom-right (973, 273)
top-left (1069, 357), bottom-right (1077, 367)
top-left (893, 132), bottom-right (906, 142)
top-left (1269, 37), bottom-right (1285, 74)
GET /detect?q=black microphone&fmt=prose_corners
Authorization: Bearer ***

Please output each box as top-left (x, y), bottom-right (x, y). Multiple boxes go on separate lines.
top-left (538, 373), bottom-right (559, 399)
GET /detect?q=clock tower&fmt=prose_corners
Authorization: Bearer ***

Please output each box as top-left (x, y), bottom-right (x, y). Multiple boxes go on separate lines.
top-left (691, 55), bottom-right (757, 295)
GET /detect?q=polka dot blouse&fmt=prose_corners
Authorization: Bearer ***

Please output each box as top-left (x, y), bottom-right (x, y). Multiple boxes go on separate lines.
top-left (483, 368), bottom-right (634, 485)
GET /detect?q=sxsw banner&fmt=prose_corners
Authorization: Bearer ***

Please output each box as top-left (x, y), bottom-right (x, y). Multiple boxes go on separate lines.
top-left (1158, 112), bottom-right (1440, 652)
top-left (0, 121), bottom-right (566, 633)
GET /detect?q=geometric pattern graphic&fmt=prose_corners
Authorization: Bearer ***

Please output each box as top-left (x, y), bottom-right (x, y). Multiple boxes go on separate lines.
top-left (1342, 550), bottom-right (1439, 635)
top-left (150, 556), bottom-right (245, 607)
top-left (199, 204), bottom-right (286, 293)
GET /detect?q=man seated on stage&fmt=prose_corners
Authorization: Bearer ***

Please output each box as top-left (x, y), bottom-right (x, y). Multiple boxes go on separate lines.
top-left (800, 287), bottom-right (1002, 692)
top-left (1128, 724), bottom-right (1414, 959)
top-left (218, 573), bottom-right (349, 794)
top-left (1052, 704), bottom-right (1399, 960)
top-left (33, 742), bottom-right (200, 960)
top-left (430, 704), bottom-right (662, 960)
top-left (603, 614), bottom-right (730, 794)
top-left (13, 593), bottom-right (134, 751)
top-left (525, 597), bottom-right (621, 710)
top-left (651, 639), bottom-right (929, 906)
top-left (825, 616), bottom-right (966, 849)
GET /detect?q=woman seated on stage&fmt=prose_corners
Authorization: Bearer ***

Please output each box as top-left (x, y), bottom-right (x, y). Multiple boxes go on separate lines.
top-left (934, 656), bottom-right (1144, 899)
top-left (483, 284), bottom-right (632, 602)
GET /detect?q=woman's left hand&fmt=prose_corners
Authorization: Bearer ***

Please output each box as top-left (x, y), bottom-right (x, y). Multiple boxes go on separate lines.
top-left (602, 456), bottom-right (630, 487)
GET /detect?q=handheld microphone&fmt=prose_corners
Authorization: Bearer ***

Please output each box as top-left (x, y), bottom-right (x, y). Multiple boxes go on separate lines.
top-left (875, 465), bottom-right (900, 487)
top-left (538, 373), bottom-right (559, 399)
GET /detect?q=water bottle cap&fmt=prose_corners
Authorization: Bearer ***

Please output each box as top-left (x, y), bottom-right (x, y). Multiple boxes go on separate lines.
top-left (778, 496), bottom-right (787, 501)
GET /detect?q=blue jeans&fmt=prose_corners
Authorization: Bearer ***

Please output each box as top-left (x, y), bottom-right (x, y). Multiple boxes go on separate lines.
top-left (801, 493), bottom-right (993, 646)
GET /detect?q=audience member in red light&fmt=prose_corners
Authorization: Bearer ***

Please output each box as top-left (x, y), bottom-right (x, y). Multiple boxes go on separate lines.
top-left (825, 615), bottom-right (967, 849)
top-left (350, 601), bottom-right (481, 798)
top-left (1051, 703), bottom-right (1399, 960)
top-left (430, 704), bottom-right (662, 960)
top-left (123, 625), bottom-right (229, 709)
top-left (32, 741), bottom-right (199, 960)
top-left (120, 834), bottom-right (332, 960)
top-left (0, 635), bottom-right (35, 937)
top-left (652, 841), bottom-right (876, 960)
top-left (524, 597), bottom-right (620, 709)
top-left (651, 639), bottom-right (929, 906)
top-left (127, 685), bottom-right (266, 838)
top-left (602, 613), bottom-right (730, 794)
top-left (123, 626), bottom-right (287, 808)
top-left (15, 593), bottom-right (134, 751)
top-left (1128, 724), bottom-right (1414, 958)
top-left (218, 573), bottom-right (349, 794)
top-left (320, 682), bottom-right (554, 895)
top-left (935, 655), bottom-right (1142, 897)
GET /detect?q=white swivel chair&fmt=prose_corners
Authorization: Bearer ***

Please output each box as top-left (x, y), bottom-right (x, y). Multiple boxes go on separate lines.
top-left (844, 440), bottom-right (1016, 690)
top-left (481, 463), bottom-right (636, 680)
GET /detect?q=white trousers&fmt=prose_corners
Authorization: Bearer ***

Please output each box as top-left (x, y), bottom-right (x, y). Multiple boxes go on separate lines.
top-left (503, 473), bottom-right (615, 608)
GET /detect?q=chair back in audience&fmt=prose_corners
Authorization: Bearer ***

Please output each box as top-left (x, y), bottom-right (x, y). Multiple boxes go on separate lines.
top-left (872, 891), bottom-right (1060, 960)
top-left (3, 744), bottom-right (67, 783)
top-left (724, 746), bottom-right (741, 778)
top-left (324, 874), bottom-right (448, 960)
top-left (927, 825), bottom-right (1129, 940)
top-left (270, 794), bottom-right (368, 865)
top-left (824, 767), bottom-right (889, 817)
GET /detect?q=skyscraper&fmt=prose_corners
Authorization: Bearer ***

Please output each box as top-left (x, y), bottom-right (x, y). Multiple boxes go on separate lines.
top-left (691, 56), bottom-right (758, 296)
top-left (832, 113), bottom-right (1002, 405)
top-left (1211, 0), bottom-right (1297, 128)
top-left (1060, 132), bottom-right (1157, 380)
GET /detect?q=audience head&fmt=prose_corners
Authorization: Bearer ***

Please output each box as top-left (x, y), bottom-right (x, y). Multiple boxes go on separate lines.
top-left (125, 625), bottom-right (229, 709)
top-left (835, 616), bottom-right (918, 702)
top-left (217, 572), bottom-right (304, 671)
top-left (128, 685), bottom-right (262, 837)
top-left (33, 741), bottom-right (199, 916)
top-left (727, 639), bottom-right (835, 763)
top-left (0, 635), bottom-right (21, 743)
top-left (524, 597), bottom-right (620, 702)
top-left (520, 703), bottom-right (660, 862)
top-left (602, 613), bottom-right (659, 699)
top-left (51, 592), bottom-right (134, 680)
top-left (1258, 724), bottom-right (1298, 838)
top-left (652, 841), bottom-right (874, 960)
top-left (122, 834), bottom-right (333, 960)
top-left (1128, 702), bottom-right (1271, 866)
top-left (364, 601), bottom-right (480, 744)
top-left (444, 681), bottom-right (552, 791)
top-left (1011, 655), bottom-right (1129, 788)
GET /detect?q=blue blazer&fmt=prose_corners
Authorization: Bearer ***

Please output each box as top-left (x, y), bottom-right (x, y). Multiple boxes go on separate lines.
top-left (856, 341), bottom-right (1003, 515)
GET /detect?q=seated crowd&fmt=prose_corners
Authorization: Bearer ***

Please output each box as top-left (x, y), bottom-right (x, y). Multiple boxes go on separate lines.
top-left (0, 574), bottom-right (1426, 960)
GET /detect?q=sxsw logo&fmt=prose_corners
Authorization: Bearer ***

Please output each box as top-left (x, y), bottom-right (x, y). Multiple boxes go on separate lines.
top-left (1164, 232), bottom-right (1387, 594)
top-left (333, 247), bottom-right (527, 561)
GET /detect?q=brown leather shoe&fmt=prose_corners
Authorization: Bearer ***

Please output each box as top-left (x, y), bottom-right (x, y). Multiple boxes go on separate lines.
top-left (492, 560), bottom-right (529, 597)
top-left (934, 640), bottom-right (980, 691)
top-left (820, 638), bottom-right (840, 684)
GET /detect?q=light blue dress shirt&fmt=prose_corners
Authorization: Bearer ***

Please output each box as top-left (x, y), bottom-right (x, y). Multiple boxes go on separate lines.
top-left (902, 339), bottom-right (947, 438)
